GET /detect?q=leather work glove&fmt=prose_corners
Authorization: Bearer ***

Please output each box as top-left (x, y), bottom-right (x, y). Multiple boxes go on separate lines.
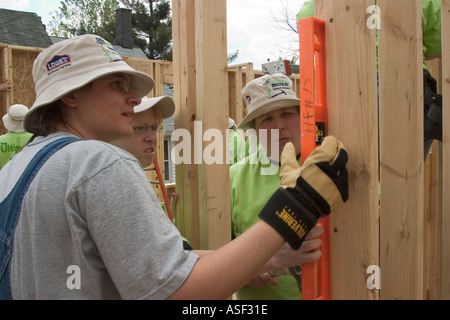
top-left (258, 136), bottom-right (349, 249)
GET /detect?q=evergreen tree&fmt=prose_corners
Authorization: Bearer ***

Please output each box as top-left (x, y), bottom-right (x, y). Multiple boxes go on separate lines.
top-left (48, 0), bottom-right (173, 61)
top-left (121, 0), bottom-right (172, 60)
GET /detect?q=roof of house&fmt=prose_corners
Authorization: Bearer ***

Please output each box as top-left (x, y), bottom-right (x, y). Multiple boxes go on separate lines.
top-left (0, 8), bottom-right (53, 48)
top-left (50, 36), bottom-right (148, 60)
top-left (0, 8), bottom-right (148, 59)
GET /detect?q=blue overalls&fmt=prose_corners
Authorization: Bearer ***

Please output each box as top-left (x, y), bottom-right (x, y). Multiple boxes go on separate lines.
top-left (0, 137), bottom-right (79, 299)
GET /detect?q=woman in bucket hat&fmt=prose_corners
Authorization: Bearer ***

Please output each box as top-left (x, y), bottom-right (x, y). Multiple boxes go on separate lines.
top-left (0, 35), bottom-right (348, 300)
top-left (230, 74), bottom-right (324, 300)
top-left (0, 104), bottom-right (33, 168)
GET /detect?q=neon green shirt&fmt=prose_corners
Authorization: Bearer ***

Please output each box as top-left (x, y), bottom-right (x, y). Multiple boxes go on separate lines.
top-left (230, 149), bottom-right (302, 300)
top-left (0, 131), bottom-right (33, 169)
top-left (229, 129), bottom-right (245, 166)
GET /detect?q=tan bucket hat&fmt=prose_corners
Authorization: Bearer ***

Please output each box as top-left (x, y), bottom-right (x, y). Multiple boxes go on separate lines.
top-left (24, 34), bottom-right (155, 133)
top-left (238, 73), bottom-right (300, 130)
top-left (2, 104), bottom-right (29, 132)
top-left (134, 96), bottom-right (175, 119)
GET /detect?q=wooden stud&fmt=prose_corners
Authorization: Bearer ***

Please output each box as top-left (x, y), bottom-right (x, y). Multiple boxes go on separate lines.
top-left (317, 0), bottom-right (380, 300)
top-left (194, 0), bottom-right (230, 249)
top-left (378, 0), bottom-right (424, 299)
top-left (441, 0), bottom-right (450, 300)
top-left (172, 0), bottom-right (201, 247)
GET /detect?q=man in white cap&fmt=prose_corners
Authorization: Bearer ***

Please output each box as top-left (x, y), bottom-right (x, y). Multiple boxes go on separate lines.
top-left (0, 35), bottom-right (349, 300)
top-left (0, 104), bottom-right (33, 168)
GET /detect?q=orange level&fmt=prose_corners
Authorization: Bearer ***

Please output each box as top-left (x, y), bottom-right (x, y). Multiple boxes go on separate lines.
top-left (299, 17), bottom-right (330, 300)
top-left (153, 156), bottom-right (175, 222)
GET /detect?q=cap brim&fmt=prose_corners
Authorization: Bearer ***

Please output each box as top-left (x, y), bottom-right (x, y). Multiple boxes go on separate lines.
top-left (134, 96), bottom-right (175, 119)
top-left (237, 97), bottom-right (300, 130)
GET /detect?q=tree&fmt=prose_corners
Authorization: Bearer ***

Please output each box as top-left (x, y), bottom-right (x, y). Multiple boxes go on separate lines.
top-left (48, 0), bottom-right (173, 61)
top-left (121, 0), bottom-right (172, 60)
top-left (48, 0), bottom-right (120, 41)
top-left (269, 0), bottom-right (300, 64)
top-left (228, 50), bottom-right (239, 65)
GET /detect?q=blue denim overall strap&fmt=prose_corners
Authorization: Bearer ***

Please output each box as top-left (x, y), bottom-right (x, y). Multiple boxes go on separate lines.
top-left (0, 137), bottom-right (80, 300)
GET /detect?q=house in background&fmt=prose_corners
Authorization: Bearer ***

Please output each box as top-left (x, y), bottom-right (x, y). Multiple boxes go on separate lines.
top-left (0, 8), bottom-right (53, 48)
top-left (0, 7), bottom-right (176, 183)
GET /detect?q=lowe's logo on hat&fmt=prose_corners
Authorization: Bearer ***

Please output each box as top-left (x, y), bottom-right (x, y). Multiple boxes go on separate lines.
top-left (46, 55), bottom-right (72, 74)
top-left (262, 79), bottom-right (289, 99)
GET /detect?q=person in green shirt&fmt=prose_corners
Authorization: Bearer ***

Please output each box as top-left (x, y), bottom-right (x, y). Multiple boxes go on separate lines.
top-left (0, 104), bottom-right (33, 169)
top-left (297, 0), bottom-right (442, 160)
top-left (230, 73), bottom-right (324, 300)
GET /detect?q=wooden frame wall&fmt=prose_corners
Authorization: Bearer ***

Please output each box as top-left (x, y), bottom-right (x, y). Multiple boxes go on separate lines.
top-left (441, 0), bottom-right (450, 300)
top-left (316, 0), bottom-right (448, 299)
top-left (1, 0), bottom-right (448, 298)
top-left (172, 0), bottom-right (230, 250)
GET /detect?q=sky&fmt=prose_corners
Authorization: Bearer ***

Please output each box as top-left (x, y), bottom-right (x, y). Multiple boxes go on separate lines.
top-left (0, 0), bottom-right (307, 70)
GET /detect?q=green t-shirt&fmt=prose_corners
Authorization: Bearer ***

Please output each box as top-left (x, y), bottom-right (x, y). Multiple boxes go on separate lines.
top-left (0, 131), bottom-right (33, 168)
top-left (422, 0), bottom-right (442, 67)
top-left (296, 0), bottom-right (442, 69)
top-left (230, 149), bottom-right (302, 300)
top-left (229, 129), bottom-right (245, 166)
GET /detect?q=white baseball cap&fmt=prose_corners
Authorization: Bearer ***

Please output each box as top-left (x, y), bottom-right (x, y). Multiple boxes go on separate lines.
top-left (24, 34), bottom-right (155, 133)
top-left (2, 104), bottom-right (29, 132)
top-left (134, 96), bottom-right (175, 119)
top-left (238, 73), bottom-right (300, 130)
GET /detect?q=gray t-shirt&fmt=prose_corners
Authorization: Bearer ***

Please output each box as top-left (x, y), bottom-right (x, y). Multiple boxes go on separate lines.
top-left (0, 132), bottom-right (198, 299)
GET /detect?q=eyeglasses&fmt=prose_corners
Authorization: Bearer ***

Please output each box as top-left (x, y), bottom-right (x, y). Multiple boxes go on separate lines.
top-left (132, 124), bottom-right (164, 135)
top-left (99, 76), bottom-right (135, 94)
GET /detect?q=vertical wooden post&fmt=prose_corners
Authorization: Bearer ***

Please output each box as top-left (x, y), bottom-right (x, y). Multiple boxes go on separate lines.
top-left (172, 0), bottom-right (230, 250)
top-left (440, 0), bottom-right (450, 300)
top-left (378, 0), bottom-right (424, 299)
top-left (172, 0), bottom-right (201, 247)
top-left (315, 0), bottom-right (380, 299)
top-left (0, 45), bottom-right (12, 134)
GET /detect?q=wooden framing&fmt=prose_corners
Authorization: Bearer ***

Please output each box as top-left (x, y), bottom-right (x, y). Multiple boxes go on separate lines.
top-left (172, 0), bottom-right (231, 250)
top-left (378, 0), bottom-right (424, 299)
top-left (316, 0), bottom-right (380, 300)
top-left (1, 0), bottom-right (448, 299)
top-left (441, 0), bottom-right (450, 300)
top-left (315, 0), bottom-right (448, 299)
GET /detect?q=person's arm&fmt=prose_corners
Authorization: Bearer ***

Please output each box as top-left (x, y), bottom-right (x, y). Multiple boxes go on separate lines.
top-left (0, 79), bottom-right (11, 92)
top-left (169, 137), bottom-right (349, 300)
top-left (168, 220), bottom-right (284, 300)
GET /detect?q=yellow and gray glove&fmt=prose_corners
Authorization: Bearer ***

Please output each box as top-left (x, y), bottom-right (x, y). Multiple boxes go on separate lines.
top-left (258, 136), bottom-right (349, 249)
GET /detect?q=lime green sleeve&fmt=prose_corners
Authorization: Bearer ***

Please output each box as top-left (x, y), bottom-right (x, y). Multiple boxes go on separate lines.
top-left (422, 0), bottom-right (442, 58)
top-left (422, 0), bottom-right (441, 69)
top-left (296, 0), bottom-right (314, 24)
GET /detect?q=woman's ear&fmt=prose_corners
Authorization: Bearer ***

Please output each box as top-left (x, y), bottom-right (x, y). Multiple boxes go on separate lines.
top-left (60, 91), bottom-right (80, 108)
